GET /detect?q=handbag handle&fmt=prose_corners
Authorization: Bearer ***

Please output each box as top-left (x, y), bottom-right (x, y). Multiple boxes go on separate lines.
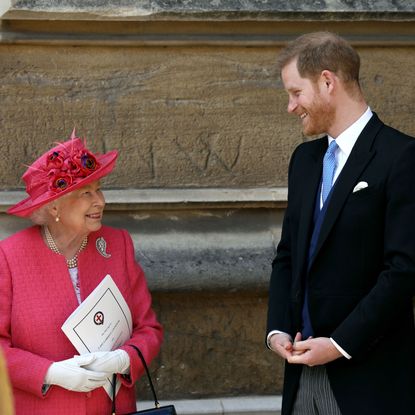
top-left (111, 345), bottom-right (160, 414)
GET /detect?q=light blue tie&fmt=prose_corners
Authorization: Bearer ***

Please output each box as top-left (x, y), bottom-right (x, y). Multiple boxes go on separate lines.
top-left (322, 140), bottom-right (338, 205)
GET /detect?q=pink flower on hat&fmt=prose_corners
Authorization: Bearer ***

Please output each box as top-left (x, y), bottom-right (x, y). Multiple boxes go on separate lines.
top-left (49, 172), bottom-right (73, 192)
top-left (46, 151), bottom-right (65, 169)
top-left (43, 146), bottom-right (100, 193)
top-left (76, 150), bottom-right (100, 176)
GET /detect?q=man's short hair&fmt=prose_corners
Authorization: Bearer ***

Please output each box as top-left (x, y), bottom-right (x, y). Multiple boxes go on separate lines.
top-left (277, 32), bottom-right (360, 84)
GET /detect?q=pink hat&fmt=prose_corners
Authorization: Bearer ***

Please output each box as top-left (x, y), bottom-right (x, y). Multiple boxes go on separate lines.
top-left (8, 130), bottom-right (118, 218)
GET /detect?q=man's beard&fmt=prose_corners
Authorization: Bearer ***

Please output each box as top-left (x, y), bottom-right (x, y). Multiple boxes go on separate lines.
top-left (302, 95), bottom-right (335, 137)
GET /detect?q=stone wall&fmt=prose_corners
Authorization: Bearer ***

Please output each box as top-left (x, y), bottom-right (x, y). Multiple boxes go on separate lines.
top-left (0, 44), bottom-right (292, 189)
top-left (1, 0), bottom-right (414, 400)
top-left (1, 44), bottom-right (415, 191)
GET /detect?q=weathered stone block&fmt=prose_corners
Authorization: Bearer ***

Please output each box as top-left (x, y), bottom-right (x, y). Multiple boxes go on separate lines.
top-left (3, 1), bottom-right (415, 20)
top-left (137, 291), bottom-right (284, 400)
top-left (1, 45), bottom-right (414, 191)
top-left (0, 44), bottom-right (297, 189)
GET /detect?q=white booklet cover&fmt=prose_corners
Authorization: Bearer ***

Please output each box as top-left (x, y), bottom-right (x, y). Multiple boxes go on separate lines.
top-left (61, 274), bottom-right (132, 398)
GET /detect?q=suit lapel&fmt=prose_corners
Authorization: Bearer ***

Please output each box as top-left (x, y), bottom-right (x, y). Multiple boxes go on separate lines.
top-left (296, 138), bottom-right (326, 279)
top-left (310, 114), bottom-right (383, 265)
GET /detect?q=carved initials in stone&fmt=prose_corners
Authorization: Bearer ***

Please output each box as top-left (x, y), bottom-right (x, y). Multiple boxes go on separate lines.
top-left (174, 132), bottom-right (242, 173)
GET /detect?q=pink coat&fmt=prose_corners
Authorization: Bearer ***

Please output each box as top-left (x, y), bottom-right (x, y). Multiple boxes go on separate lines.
top-left (0, 225), bottom-right (163, 415)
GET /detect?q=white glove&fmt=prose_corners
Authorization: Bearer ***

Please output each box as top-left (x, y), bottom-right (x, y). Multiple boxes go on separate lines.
top-left (82, 349), bottom-right (130, 375)
top-left (44, 354), bottom-right (109, 392)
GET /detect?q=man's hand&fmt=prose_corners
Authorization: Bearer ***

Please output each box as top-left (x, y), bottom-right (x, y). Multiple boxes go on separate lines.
top-left (287, 337), bottom-right (342, 366)
top-left (270, 332), bottom-right (305, 359)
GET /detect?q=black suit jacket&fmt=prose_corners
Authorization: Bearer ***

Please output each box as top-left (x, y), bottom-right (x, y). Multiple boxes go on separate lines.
top-left (267, 114), bottom-right (415, 415)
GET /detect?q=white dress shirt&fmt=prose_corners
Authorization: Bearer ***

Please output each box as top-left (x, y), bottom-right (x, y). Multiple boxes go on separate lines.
top-left (268, 107), bottom-right (374, 360)
top-left (321, 106), bottom-right (373, 208)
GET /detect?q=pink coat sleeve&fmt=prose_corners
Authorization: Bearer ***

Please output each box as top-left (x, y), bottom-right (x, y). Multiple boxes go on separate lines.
top-left (0, 246), bottom-right (52, 398)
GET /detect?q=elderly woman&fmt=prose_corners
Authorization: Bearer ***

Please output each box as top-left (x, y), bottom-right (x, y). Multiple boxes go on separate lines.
top-left (0, 132), bottom-right (163, 415)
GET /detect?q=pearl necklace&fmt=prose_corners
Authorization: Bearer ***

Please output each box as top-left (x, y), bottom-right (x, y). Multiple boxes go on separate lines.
top-left (43, 226), bottom-right (88, 268)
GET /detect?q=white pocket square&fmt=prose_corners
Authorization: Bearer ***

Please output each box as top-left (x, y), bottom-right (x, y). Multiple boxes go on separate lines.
top-left (353, 181), bottom-right (368, 193)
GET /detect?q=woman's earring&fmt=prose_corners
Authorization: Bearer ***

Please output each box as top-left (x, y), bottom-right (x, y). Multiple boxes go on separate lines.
top-left (55, 215), bottom-right (60, 223)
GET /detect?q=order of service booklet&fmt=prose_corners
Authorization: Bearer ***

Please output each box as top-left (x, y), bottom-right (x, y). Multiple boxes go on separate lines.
top-left (61, 274), bottom-right (132, 398)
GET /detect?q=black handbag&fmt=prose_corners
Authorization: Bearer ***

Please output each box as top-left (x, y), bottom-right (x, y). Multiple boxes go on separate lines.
top-left (112, 345), bottom-right (177, 415)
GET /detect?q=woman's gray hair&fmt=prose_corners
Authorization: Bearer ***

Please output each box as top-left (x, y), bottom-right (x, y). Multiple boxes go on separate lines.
top-left (29, 191), bottom-right (71, 225)
top-left (29, 203), bottom-right (53, 225)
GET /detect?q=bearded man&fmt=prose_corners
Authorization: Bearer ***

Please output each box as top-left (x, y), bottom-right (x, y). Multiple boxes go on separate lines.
top-left (266, 32), bottom-right (415, 415)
